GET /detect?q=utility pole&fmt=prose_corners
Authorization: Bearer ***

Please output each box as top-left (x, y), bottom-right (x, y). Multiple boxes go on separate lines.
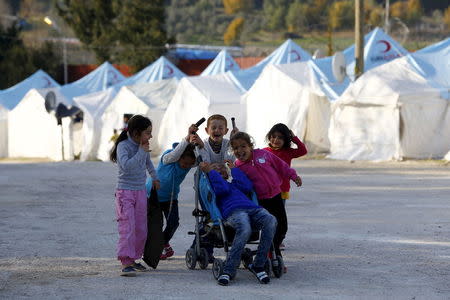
top-left (384, 0), bottom-right (390, 34)
top-left (355, 0), bottom-right (364, 79)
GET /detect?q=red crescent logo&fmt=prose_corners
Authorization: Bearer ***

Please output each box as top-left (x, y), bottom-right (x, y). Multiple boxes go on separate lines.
top-left (108, 70), bottom-right (120, 84)
top-left (377, 40), bottom-right (391, 53)
top-left (289, 50), bottom-right (301, 61)
top-left (43, 77), bottom-right (52, 88)
top-left (164, 65), bottom-right (174, 77)
top-left (225, 57), bottom-right (235, 69)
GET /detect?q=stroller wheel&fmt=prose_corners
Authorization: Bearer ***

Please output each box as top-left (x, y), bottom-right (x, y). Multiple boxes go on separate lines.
top-left (272, 255), bottom-right (284, 278)
top-left (241, 248), bottom-right (253, 269)
top-left (199, 248), bottom-right (209, 269)
top-left (185, 248), bottom-right (197, 270)
top-left (212, 258), bottom-right (224, 280)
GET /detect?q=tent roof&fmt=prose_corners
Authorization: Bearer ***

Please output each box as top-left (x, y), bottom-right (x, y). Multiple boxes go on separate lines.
top-left (59, 61), bottom-right (125, 105)
top-left (0, 70), bottom-right (60, 110)
top-left (201, 49), bottom-right (240, 76)
top-left (227, 39), bottom-right (312, 92)
top-left (126, 78), bottom-right (179, 110)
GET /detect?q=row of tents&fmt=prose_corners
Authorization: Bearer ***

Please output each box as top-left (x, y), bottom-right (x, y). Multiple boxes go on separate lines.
top-left (0, 27), bottom-right (449, 162)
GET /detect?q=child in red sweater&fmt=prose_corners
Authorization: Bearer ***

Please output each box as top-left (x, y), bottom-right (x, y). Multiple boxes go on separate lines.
top-left (264, 123), bottom-right (307, 253)
top-left (264, 123), bottom-right (307, 202)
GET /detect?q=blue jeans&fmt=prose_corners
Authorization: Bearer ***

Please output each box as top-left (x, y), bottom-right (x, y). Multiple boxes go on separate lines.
top-left (223, 208), bottom-right (277, 276)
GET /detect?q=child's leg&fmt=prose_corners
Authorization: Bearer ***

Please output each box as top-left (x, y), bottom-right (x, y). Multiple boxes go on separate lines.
top-left (115, 189), bottom-right (138, 266)
top-left (134, 190), bottom-right (148, 260)
top-left (223, 209), bottom-right (252, 277)
top-left (248, 208), bottom-right (277, 269)
top-left (259, 194), bottom-right (287, 256)
top-left (162, 200), bottom-right (180, 245)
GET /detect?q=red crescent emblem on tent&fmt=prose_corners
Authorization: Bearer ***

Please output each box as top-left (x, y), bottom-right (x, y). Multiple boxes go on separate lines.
top-left (225, 57), bottom-right (235, 69)
top-left (43, 77), bottom-right (52, 88)
top-left (377, 40), bottom-right (391, 53)
top-left (289, 50), bottom-right (301, 61)
top-left (164, 65), bottom-right (174, 77)
top-left (108, 70), bottom-right (119, 84)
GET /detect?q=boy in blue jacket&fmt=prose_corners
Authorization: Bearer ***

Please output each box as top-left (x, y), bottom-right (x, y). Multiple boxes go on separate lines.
top-left (199, 162), bottom-right (277, 286)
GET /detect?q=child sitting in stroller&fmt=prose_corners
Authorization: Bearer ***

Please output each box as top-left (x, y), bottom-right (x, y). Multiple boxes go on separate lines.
top-left (199, 162), bottom-right (277, 286)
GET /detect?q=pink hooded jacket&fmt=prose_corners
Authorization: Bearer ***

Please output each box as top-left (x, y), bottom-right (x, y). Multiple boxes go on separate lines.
top-left (235, 149), bottom-right (299, 200)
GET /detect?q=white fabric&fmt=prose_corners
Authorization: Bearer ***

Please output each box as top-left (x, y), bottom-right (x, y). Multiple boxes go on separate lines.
top-left (95, 78), bottom-right (179, 161)
top-left (201, 49), bottom-right (240, 76)
top-left (74, 57), bottom-right (185, 161)
top-left (444, 151), bottom-right (450, 161)
top-left (6, 89), bottom-right (72, 160)
top-left (329, 55), bottom-right (450, 161)
top-left (158, 74), bottom-right (244, 151)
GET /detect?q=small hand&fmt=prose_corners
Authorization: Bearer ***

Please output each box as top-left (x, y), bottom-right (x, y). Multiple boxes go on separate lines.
top-left (199, 162), bottom-right (211, 173)
top-left (294, 176), bottom-right (302, 187)
top-left (289, 130), bottom-right (295, 138)
top-left (190, 134), bottom-right (204, 148)
top-left (152, 179), bottom-right (160, 190)
top-left (230, 127), bottom-right (239, 138)
top-left (186, 124), bottom-right (199, 141)
top-left (224, 159), bottom-right (235, 168)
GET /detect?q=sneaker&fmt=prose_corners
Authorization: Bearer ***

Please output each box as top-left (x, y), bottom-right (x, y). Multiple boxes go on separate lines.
top-left (160, 252), bottom-right (167, 260)
top-left (132, 262), bottom-right (148, 272)
top-left (217, 273), bottom-right (230, 286)
top-left (164, 244), bottom-right (174, 258)
top-left (248, 264), bottom-right (270, 284)
top-left (120, 265), bottom-right (137, 277)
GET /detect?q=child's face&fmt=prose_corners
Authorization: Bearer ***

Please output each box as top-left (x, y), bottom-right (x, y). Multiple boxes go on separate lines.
top-left (211, 163), bottom-right (228, 179)
top-left (178, 156), bottom-right (196, 169)
top-left (137, 125), bottom-right (153, 144)
top-left (205, 119), bottom-right (228, 143)
top-left (231, 138), bottom-right (252, 162)
top-left (269, 131), bottom-right (285, 150)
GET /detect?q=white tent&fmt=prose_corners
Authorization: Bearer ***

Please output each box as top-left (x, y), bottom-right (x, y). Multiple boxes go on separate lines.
top-left (74, 57), bottom-right (185, 160)
top-left (96, 78), bottom-right (179, 161)
top-left (158, 73), bottom-right (244, 151)
top-left (0, 70), bottom-right (60, 158)
top-left (245, 27), bottom-right (409, 152)
top-left (445, 151), bottom-right (450, 161)
top-left (6, 89), bottom-right (72, 160)
top-left (201, 49), bottom-right (240, 76)
top-left (328, 54), bottom-right (450, 161)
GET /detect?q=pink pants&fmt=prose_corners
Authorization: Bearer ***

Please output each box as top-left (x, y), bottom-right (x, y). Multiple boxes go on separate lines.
top-left (115, 189), bottom-right (147, 266)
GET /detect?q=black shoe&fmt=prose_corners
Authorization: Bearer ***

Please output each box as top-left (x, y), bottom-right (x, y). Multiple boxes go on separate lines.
top-left (218, 273), bottom-right (230, 286)
top-left (133, 262), bottom-right (148, 272)
top-left (248, 264), bottom-right (270, 284)
top-left (120, 266), bottom-right (137, 277)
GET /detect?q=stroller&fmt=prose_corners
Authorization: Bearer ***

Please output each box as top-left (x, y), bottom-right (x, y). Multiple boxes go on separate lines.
top-left (185, 166), bottom-right (284, 279)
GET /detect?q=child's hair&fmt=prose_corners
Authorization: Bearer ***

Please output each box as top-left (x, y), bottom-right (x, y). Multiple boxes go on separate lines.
top-left (230, 131), bottom-right (254, 148)
top-left (207, 114), bottom-right (227, 127)
top-left (180, 143), bottom-right (196, 160)
top-left (110, 115), bottom-right (152, 163)
top-left (265, 123), bottom-right (292, 149)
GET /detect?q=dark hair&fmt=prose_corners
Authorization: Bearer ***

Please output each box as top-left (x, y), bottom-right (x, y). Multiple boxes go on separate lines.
top-left (180, 143), bottom-right (196, 160)
top-left (230, 131), bottom-right (254, 149)
top-left (110, 115), bottom-right (152, 163)
top-left (207, 114), bottom-right (227, 127)
top-left (265, 123), bottom-right (292, 149)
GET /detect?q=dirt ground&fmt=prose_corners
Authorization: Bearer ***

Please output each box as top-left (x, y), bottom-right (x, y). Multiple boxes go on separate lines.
top-left (0, 159), bottom-right (449, 299)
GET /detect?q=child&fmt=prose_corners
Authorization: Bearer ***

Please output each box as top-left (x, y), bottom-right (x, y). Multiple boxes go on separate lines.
top-left (110, 115), bottom-right (160, 277)
top-left (264, 123), bottom-right (307, 251)
top-left (194, 114), bottom-right (236, 163)
top-left (199, 162), bottom-right (277, 286)
top-left (230, 132), bottom-right (302, 260)
top-left (191, 114), bottom-right (236, 261)
top-left (264, 123), bottom-right (307, 203)
top-left (145, 124), bottom-right (198, 260)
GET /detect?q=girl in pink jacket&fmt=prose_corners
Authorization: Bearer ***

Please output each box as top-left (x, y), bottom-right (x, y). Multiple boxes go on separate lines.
top-left (230, 132), bottom-right (302, 259)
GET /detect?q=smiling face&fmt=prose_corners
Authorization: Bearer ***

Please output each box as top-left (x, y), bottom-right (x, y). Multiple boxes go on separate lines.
top-left (269, 131), bottom-right (286, 150)
top-left (133, 125), bottom-right (152, 144)
top-left (231, 138), bottom-right (253, 162)
top-left (205, 119), bottom-right (228, 144)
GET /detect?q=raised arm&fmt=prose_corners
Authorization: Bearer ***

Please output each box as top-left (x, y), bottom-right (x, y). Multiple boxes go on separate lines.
top-left (290, 135), bottom-right (308, 158)
top-left (117, 143), bottom-right (148, 172)
top-left (162, 139), bottom-right (190, 165)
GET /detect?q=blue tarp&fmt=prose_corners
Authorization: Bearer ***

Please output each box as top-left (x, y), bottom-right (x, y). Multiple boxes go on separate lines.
top-left (0, 70), bottom-right (60, 110)
top-left (169, 48), bottom-right (218, 60)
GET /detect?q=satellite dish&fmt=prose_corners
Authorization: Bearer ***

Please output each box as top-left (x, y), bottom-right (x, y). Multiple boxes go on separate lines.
top-left (332, 51), bottom-right (347, 83)
top-left (44, 91), bottom-right (57, 113)
top-left (313, 49), bottom-right (325, 59)
top-left (55, 103), bottom-right (81, 118)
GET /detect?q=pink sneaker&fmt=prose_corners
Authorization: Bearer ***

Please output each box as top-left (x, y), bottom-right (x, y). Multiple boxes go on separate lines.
top-left (164, 244), bottom-right (174, 258)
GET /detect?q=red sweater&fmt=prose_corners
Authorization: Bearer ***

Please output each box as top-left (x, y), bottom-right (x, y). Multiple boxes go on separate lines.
top-left (263, 136), bottom-right (307, 192)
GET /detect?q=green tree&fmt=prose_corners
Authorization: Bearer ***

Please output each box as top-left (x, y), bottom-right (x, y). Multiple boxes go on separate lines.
top-left (329, 1), bottom-right (354, 30)
top-left (406, 0), bottom-right (423, 24)
top-left (264, 0), bottom-right (292, 31)
top-left (445, 7), bottom-right (450, 30)
top-left (286, 1), bottom-right (308, 32)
